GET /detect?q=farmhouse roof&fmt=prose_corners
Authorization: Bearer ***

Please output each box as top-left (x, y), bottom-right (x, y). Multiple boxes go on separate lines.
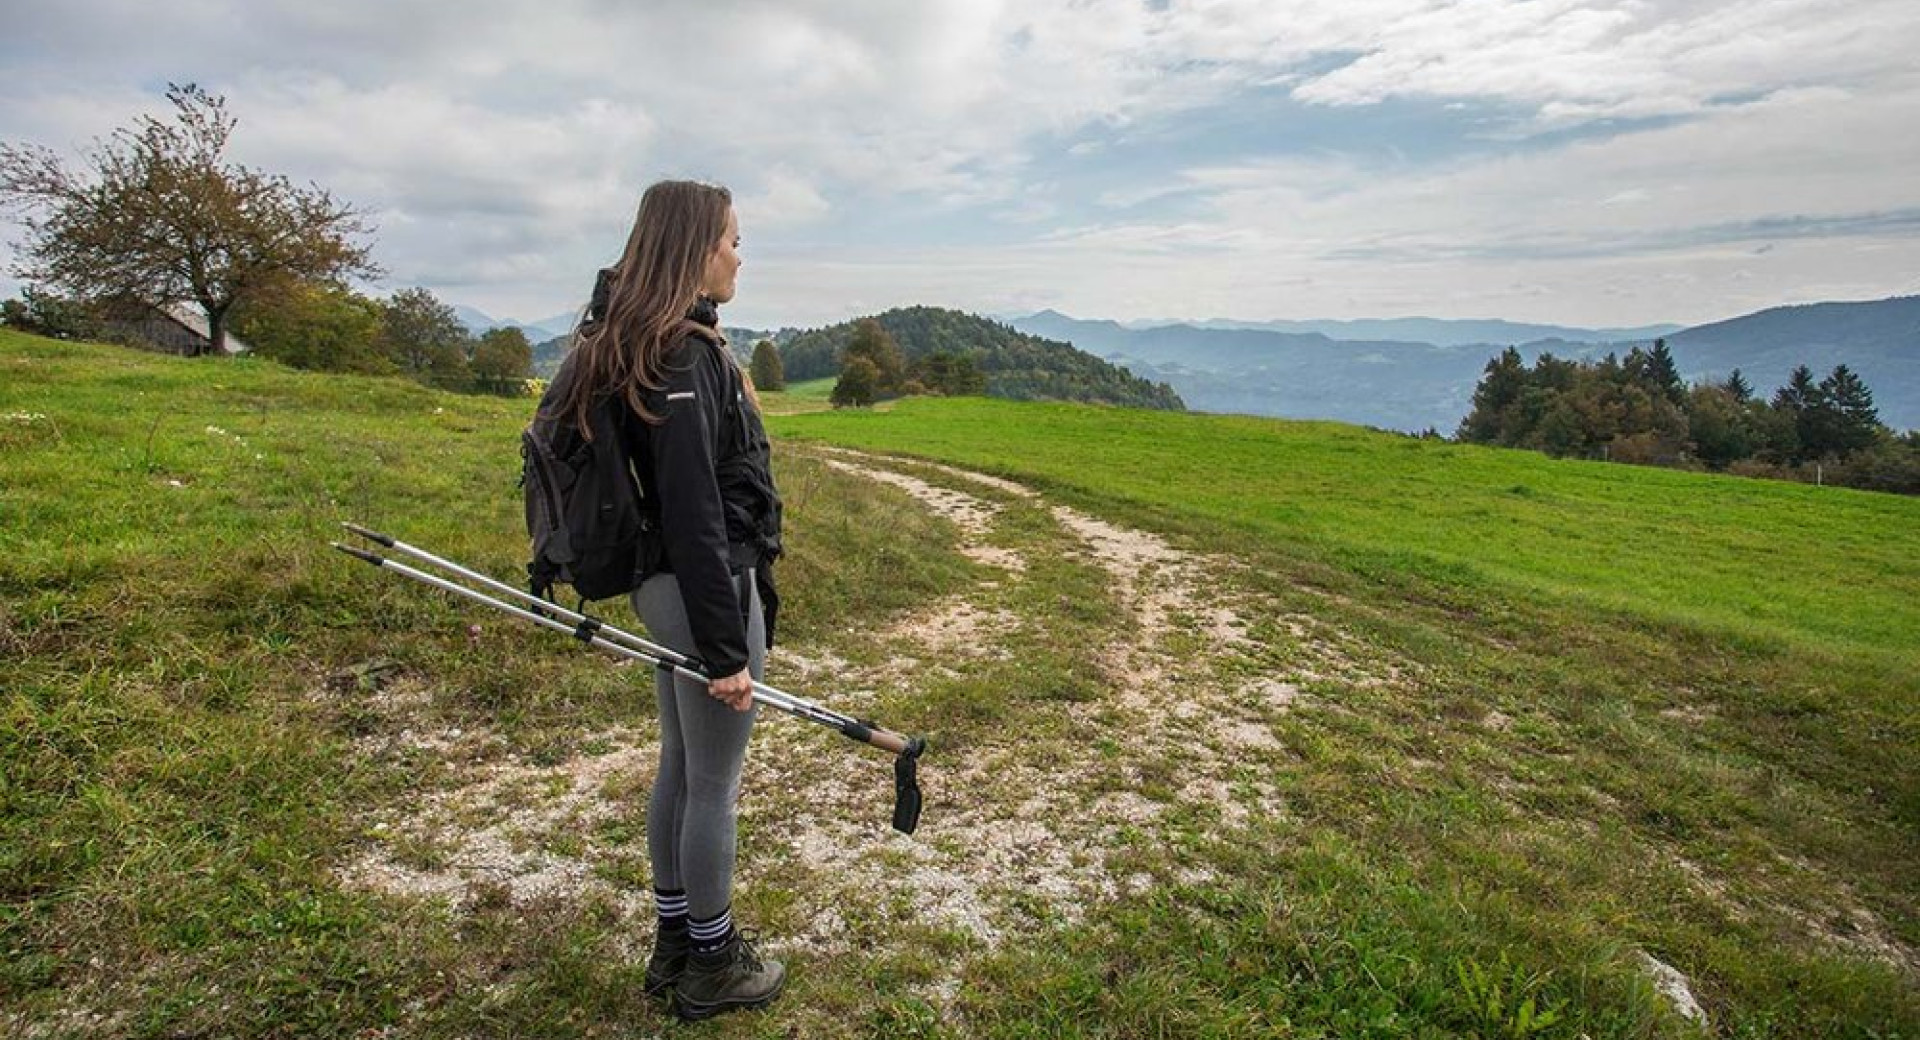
top-left (159, 301), bottom-right (251, 355)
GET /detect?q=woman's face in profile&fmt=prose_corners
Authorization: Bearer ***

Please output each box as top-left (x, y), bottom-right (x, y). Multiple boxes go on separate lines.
top-left (702, 207), bottom-right (742, 304)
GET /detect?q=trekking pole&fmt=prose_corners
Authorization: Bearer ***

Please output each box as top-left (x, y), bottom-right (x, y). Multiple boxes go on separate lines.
top-left (332, 522), bottom-right (925, 834)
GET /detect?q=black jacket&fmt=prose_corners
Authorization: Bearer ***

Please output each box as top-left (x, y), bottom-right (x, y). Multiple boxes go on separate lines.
top-left (621, 304), bottom-right (782, 678)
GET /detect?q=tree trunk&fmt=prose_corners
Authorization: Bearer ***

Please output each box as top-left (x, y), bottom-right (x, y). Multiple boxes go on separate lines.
top-left (207, 306), bottom-right (226, 355)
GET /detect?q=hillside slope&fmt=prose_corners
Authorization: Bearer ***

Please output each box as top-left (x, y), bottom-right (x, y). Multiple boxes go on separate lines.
top-left (3, 332), bottom-right (1914, 1038)
top-left (1657, 295), bottom-right (1920, 427)
top-left (779, 305), bottom-right (1184, 410)
top-left (1018, 296), bottom-right (1920, 432)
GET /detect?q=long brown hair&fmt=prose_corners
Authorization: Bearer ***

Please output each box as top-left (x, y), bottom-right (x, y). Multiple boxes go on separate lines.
top-left (553, 180), bottom-right (733, 436)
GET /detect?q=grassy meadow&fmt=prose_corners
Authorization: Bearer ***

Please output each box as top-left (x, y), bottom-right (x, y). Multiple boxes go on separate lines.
top-left (760, 375), bottom-right (836, 413)
top-left (768, 399), bottom-right (1920, 676)
top-left (3, 331), bottom-right (1916, 1038)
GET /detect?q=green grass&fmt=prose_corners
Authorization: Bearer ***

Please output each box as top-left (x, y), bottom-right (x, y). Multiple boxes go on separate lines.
top-left (5, 333), bottom-right (1916, 1038)
top-left (759, 376), bottom-right (837, 414)
top-left (0, 333), bottom-right (970, 1036)
top-left (762, 396), bottom-right (1919, 1038)
top-left (767, 398), bottom-right (1920, 676)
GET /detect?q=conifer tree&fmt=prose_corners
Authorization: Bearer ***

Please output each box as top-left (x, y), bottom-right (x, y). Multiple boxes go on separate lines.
top-left (749, 338), bottom-right (785, 390)
top-left (1724, 368), bottom-right (1752, 402)
top-left (1772, 364), bottom-right (1819, 413)
top-left (1772, 365), bottom-right (1823, 462)
top-left (913, 350), bottom-right (987, 395)
top-left (1812, 364), bottom-right (1880, 457)
top-left (1625, 339), bottom-right (1685, 406)
top-left (1458, 347), bottom-right (1527, 443)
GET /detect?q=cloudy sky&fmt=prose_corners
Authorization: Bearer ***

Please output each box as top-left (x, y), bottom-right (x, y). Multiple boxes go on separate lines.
top-left (4, 0), bottom-right (1919, 331)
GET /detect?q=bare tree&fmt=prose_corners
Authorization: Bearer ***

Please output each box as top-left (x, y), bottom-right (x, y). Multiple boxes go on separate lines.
top-left (0, 83), bottom-right (378, 354)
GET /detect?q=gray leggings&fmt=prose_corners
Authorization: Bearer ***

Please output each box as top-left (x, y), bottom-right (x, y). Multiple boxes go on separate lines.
top-left (632, 569), bottom-right (763, 920)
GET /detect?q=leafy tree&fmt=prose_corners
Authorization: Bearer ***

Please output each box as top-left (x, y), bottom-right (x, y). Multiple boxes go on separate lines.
top-left (749, 338), bottom-right (785, 390)
top-left (0, 287), bottom-right (101, 339)
top-left (1460, 347), bottom-right (1684, 462)
top-left (1456, 341), bottom-right (1906, 492)
top-left (1529, 395), bottom-right (1590, 457)
top-left (1613, 381), bottom-right (1690, 463)
top-left (231, 278), bottom-right (387, 373)
top-left (471, 326), bottom-right (533, 394)
top-left (1687, 383), bottom-right (1754, 469)
top-left (381, 287), bottom-right (471, 388)
top-left (912, 350), bottom-right (987, 396)
top-left (842, 318), bottom-right (906, 394)
top-left (1747, 397), bottom-right (1800, 465)
top-left (0, 83), bottom-right (376, 355)
top-left (831, 355), bottom-right (880, 408)
top-left (1827, 429), bottom-right (1920, 495)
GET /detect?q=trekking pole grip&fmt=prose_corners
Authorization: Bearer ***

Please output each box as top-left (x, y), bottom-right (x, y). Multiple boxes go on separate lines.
top-left (867, 728), bottom-right (913, 755)
top-left (837, 717), bottom-right (920, 756)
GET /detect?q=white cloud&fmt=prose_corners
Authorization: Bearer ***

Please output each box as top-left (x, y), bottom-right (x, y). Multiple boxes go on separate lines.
top-left (737, 168), bottom-right (832, 230)
top-left (3, 0), bottom-right (1918, 324)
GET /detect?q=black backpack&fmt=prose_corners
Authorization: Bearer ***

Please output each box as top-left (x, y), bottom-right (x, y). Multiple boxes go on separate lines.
top-left (521, 353), bottom-right (662, 603)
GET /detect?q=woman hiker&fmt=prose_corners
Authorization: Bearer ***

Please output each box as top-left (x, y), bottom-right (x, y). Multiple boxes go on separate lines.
top-left (546, 179), bottom-right (785, 1021)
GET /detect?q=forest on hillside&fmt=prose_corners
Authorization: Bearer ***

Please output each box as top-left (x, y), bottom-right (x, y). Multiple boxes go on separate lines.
top-left (779, 305), bottom-right (1184, 411)
top-left (1459, 340), bottom-right (1920, 494)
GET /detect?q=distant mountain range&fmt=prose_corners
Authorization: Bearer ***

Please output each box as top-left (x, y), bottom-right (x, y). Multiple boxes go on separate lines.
top-left (500, 302), bottom-right (1180, 409)
top-left (472, 294), bottom-right (1915, 431)
top-left (522, 324), bottom-right (777, 379)
top-left (453, 305), bottom-right (577, 345)
top-left (1014, 297), bottom-right (1919, 433)
top-left (1115, 315), bottom-right (1685, 348)
top-left (1660, 299), bottom-right (1918, 429)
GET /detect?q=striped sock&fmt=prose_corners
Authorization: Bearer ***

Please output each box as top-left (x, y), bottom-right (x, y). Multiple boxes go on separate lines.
top-left (688, 906), bottom-right (736, 957)
top-left (654, 888), bottom-right (689, 933)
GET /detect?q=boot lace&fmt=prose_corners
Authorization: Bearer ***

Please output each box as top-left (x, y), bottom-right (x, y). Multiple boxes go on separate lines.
top-left (731, 929), bottom-right (767, 972)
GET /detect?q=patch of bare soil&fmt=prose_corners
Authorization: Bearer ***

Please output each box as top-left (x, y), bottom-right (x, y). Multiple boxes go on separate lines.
top-left (723, 450), bottom-right (1392, 994)
top-left (337, 723), bottom-right (657, 924)
top-left (329, 448), bottom-right (1407, 1008)
top-left (1668, 851), bottom-right (1919, 978)
top-left (820, 454), bottom-right (1025, 572)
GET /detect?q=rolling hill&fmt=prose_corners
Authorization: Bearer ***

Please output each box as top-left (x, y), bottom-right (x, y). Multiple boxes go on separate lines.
top-left (1659, 296), bottom-right (1920, 427)
top-left (778, 305), bottom-right (1184, 410)
top-left (526, 323), bottom-right (780, 380)
top-left (1111, 313), bottom-right (1684, 349)
top-left (3, 330), bottom-right (1915, 1036)
top-left (1016, 296), bottom-right (1920, 433)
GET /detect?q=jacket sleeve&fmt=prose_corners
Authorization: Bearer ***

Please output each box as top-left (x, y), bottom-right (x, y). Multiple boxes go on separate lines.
top-left (647, 341), bottom-right (750, 677)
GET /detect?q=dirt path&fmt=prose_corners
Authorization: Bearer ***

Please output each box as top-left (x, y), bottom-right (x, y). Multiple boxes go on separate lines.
top-left (332, 446), bottom-right (1407, 1003)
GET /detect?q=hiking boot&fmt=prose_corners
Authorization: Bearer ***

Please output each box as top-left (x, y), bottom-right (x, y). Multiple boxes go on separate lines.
top-left (643, 927), bottom-right (691, 998)
top-left (673, 931), bottom-right (786, 1022)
